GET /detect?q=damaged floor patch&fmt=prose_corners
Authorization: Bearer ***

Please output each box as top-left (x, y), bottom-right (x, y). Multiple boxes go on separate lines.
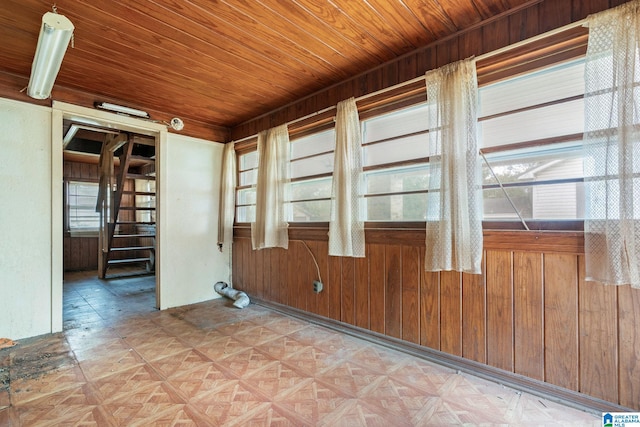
top-left (0, 339), bottom-right (15, 350)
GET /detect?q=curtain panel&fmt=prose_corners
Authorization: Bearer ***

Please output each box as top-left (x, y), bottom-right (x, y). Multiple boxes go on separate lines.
top-left (329, 97), bottom-right (366, 257)
top-left (251, 124), bottom-right (290, 250)
top-left (217, 142), bottom-right (236, 249)
top-left (583, 0), bottom-right (640, 288)
top-left (424, 58), bottom-right (483, 274)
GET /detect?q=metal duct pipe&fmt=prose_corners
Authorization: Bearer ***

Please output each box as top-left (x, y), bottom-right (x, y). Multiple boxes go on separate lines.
top-left (214, 281), bottom-right (250, 309)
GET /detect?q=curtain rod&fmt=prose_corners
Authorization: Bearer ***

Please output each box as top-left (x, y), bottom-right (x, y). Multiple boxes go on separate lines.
top-left (232, 18), bottom-right (587, 145)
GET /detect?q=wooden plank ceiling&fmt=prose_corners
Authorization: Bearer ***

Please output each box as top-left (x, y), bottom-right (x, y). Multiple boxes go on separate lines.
top-left (0, 0), bottom-right (532, 137)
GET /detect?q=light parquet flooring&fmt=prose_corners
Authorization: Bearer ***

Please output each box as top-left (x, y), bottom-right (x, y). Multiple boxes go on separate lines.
top-left (0, 271), bottom-right (600, 426)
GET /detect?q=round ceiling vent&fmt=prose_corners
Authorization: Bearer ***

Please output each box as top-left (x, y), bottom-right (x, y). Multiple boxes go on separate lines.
top-left (170, 117), bottom-right (184, 131)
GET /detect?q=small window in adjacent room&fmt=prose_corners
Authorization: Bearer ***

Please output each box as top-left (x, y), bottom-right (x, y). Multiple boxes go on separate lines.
top-left (135, 179), bottom-right (156, 224)
top-left (66, 180), bottom-right (100, 235)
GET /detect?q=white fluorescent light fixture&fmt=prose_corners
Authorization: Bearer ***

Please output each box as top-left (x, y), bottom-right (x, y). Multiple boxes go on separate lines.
top-left (27, 12), bottom-right (74, 99)
top-left (94, 102), bottom-right (150, 119)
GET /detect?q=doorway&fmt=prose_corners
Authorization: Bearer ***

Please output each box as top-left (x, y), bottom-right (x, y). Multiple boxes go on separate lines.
top-left (54, 103), bottom-right (165, 330)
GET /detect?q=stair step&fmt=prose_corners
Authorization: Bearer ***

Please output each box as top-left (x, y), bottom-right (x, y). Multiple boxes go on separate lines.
top-left (126, 173), bottom-right (155, 180)
top-left (113, 234), bottom-right (156, 238)
top-left (119, 206), bottom-right (155, 211)
top-left (113, 221), bottom-right (156, 225)
top-left (108, 257), bottom-right (151, 265)
top-left (110, 246), bottom-right (155, 252)
top-left (122, 191), bottom-right (156, 196)
top-left (129, 155), bottom-right (155, 163)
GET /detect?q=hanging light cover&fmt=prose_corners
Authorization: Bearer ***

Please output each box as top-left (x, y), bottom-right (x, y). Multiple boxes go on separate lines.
top-left (27, 11), bottom-right (74, 99)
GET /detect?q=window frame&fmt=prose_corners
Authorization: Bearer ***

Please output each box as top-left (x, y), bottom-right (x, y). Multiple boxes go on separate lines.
top-left (65, 178), bottom-right (101, 237)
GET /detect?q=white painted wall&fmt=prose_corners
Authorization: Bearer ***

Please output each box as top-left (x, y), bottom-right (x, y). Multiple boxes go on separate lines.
top-left (0, 99), bottom-right (54, 340)
top-left (0, 99), bottom-right (228, 339)
top-left (158, 133), bottom-right (228, 309)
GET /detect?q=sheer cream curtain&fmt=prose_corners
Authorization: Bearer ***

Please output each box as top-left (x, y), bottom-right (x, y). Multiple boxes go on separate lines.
top-left (424, 58), bottom-right (483, 274)
top-left (217, 142), bottom-right (236, 249)
top-left (583, 0), bottom-right (640, 288)
top-left (329, 97), bottom-right (365, 257)
top-left (251, 124), bottom-right (290, 250)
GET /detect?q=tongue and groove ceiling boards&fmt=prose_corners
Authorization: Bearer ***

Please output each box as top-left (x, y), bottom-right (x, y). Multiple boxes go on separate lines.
top-left (0, 0), bottom-right (537, 139)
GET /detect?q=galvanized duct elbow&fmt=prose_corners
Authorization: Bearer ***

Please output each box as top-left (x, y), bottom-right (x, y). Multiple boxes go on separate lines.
top-left (214, 281), bottom-right (250, 309)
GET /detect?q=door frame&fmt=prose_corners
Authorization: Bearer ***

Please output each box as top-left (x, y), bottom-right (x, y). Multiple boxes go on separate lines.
top-left (51, 101), bottom-right (167, 331)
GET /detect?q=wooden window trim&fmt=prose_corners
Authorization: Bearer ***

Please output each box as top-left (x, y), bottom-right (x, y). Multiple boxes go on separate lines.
top-left (233, 222), bottom-right (585, 253)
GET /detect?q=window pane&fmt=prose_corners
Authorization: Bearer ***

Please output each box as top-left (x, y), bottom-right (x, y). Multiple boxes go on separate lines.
top-left (366, 193), bottom-right (427, 221)
top-left (291, 129), bottom-right (335, 159)
top-left (365, 165), bottom-right (429, 194)
top-left (363, 104), bottom-right (428, 143)
top-left (291, 200), bottom-right (331, 222)
top-left (291, 178), bottom-right (332, 201)
top-left (480, 99), bottom-right (583, 148)
top-left (239, 151), bottom-right (258, 171)
top-left (237, 188), bottom-right (256, 205)
top-left (239, 169), bottom-right (257, 186)
top-left (68, 181), bottom-right (100, 230)
top-left (482, 142), bottom-right (583, 185)
top-left (483, 187), bottom-right (533, 220)
top-left (483, 182), bottom-right (584, 220)
top-left (291, 152), bottom-right (334, 179)
top-left (135, 180), bottom-right (156, 223)
top-left (480, 60), bottom-right (584, 117)
top-left (236, 205), bottom-right (255, 223)
top-left (363, 133), bottom-right (429, 167)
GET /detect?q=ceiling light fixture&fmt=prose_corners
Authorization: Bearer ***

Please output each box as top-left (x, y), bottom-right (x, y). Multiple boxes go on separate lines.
top-left (27, 11), bottom-right (74, 99)
top-left (94, 102), bottom-right (150, 119)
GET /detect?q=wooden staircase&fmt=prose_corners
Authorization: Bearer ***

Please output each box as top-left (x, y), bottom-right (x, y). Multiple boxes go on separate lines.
top-left (96, 132), bottom-right (156, 279)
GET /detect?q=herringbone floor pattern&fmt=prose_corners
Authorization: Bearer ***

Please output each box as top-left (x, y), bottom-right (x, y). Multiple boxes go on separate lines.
top-left (0, 271), bottom-right (599, 426)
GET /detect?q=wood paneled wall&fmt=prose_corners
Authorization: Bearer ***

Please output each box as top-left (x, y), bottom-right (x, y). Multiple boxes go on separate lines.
top-left (228, 0), bottom-right (639, 410)
top-left (231, 0), bottom-right (626, 141)
top-left (233, 227), bottom-right (640, 410)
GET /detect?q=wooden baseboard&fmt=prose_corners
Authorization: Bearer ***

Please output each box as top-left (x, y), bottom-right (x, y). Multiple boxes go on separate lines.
top-left (254, 298), bottom-right (630, 416)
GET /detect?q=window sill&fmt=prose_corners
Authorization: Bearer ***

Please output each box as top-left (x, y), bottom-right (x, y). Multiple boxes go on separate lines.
top-left (234, 220), bottom-right (584, 231)
top-left (233, 222), bottom-right (585, 254)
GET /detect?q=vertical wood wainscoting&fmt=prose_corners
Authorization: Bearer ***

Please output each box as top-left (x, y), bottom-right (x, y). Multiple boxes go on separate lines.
top-left (233, 227), bottom-right (639, 410)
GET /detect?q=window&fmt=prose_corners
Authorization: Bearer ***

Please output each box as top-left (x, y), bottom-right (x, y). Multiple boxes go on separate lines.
top-left (235, 129), bottom-right (336, 223)
top-left (236, 149), bottom-right (258, 223)
top-left (290, 129), bottom-right (335, 222)
top-left (479, 58), bottom-right (585, 221)
top-left (66, 181), bottom-right (100, 234)
top-left (361, 104), bottom-right (430, 221)
top-left (135, 179), bottom-right (156, 223)
top-left (234, 56), bottom-right (588, 227)
top-left (359, 58), bottom-right (587, 223)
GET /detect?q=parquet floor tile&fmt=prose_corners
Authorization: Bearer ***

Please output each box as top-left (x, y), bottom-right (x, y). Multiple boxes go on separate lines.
top-left (0, 271), bottom-right (601, 426)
